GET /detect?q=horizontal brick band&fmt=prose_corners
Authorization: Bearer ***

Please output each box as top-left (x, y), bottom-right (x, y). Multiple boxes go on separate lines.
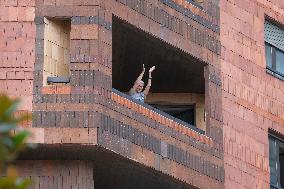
top-left (111, 90), bottom-right (213, 146)
top-left (117, 0), bottom-right (220, 55)
top-left (101, 114), bottom-right (161, 154)
top-left (160, 0), bottom-right (219, 32)
top-left (99, 114), bottom-right (224, 182)
top-left (32, 95), bottom-right (222, 158)
top-left (188, 25), bottom-right (221, 55)
top-left (180, 0), bottom-right (203, 10)
top-left (32, 110), bottom-right (100, 128)
top-left (70, 70), bottom-right (111, 88)
top-left (41, 86), bottom-right (71, 94)
top-left (167, 144), bottom-right (224, 182)
top-left (71, 16), bottom-right (112, 30)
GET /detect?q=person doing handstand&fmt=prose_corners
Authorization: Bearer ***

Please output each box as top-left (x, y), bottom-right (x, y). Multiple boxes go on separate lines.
top-left (129, 64), bottom-right (156, 103)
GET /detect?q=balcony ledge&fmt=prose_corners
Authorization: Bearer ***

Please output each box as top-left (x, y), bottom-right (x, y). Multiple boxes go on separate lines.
top-left (111, 89), bottom-right (212, 147)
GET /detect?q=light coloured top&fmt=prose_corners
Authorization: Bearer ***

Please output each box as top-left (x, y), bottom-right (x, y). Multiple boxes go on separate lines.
top-left (130, 92), bottom-right (145, 103)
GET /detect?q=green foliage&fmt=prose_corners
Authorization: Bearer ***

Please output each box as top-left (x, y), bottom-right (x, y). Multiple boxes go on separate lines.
top-left (0, 174), bottom-right (31, 189)
top-left (0, 95), bottom-right (32, 189)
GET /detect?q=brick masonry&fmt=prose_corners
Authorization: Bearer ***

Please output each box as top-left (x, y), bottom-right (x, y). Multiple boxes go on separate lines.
top-left (220, 0), bottom-right (284, 188)
top-left (0, 0), bottom-right (226, 188)
top-left (0, 1), bottom-right (35, 113)
top-left (3, 0), bottom-right (283, 188)
top-left (15, 160), bottom-right (94, 189)
top-left (99, 113), bottom-right (224, 182)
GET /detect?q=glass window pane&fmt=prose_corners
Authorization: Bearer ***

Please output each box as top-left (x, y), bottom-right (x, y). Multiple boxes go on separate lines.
top-left (149, 104), bottom-right (195, 126)
top-left (266, 44), bottom-right (273, 68)
top-left (279, 146), bottom-right (284, 187)
top-left (269, 136), bottom-right (278, 186)
top-left (276, 49), bottom-right (284, 74)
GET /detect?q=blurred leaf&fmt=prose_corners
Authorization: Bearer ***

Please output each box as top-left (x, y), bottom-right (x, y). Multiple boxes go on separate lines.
top-left (26, 143), bottom-right (37, 149)
top-left (0, 177), bottom-right (15, 189)
top-left (7, 166), bottom-right (18, 179)
top-left (0, 96), bottom-right (19, 123)
top-left (0, 96), bottom-right (12, 118)
top-left (0, 177), bottom-right (31, 189)
top-left (3, 99), bottom-right (20, 120)
top-left (12, 131), bottom-right (30, 149)
top-left (0, 124), bottom-right (16, 133)
top-left (0, 95), bottom-right (33, 189)
top-left (2, 136), bottom-right (15, 149)
top-left (14, 114), bottom-right (32, 124)
top-left (15, 179), bottom-right (31, 189)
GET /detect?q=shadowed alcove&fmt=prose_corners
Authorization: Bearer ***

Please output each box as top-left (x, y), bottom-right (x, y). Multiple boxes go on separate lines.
top-left (112, 16), bottom-right (207, 131)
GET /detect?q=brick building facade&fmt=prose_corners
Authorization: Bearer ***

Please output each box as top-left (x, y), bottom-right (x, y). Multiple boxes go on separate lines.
top-left (0, 0), bottom-right (283, 188)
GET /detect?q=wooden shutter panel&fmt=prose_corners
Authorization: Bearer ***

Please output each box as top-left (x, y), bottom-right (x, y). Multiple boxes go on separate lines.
top-left (265, 20), bottom-right (284, 52)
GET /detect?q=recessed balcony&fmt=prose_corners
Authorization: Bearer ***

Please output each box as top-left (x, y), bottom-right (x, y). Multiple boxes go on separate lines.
top-left (112, 16), bottom-right (211, 146)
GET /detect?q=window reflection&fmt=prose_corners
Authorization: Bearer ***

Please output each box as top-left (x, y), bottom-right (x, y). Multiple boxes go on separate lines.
top-left (265, 43), bottom-right (273, 68)
top-left (276, 49), bottom-right (284, 74)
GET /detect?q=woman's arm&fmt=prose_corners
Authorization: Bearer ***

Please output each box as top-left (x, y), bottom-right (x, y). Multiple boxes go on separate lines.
top-left (143, 66), bottom-right (155, 96)
top-left (129, 64), bottom-right (145, 94)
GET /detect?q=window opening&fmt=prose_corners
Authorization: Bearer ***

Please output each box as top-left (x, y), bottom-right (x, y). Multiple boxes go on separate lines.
top-left (264, 20), bottom-right (284, 80)
top-left (150, 104), bottom-right (196, 126)
top-left (43, 17), bottom-right (71, 86)
top-left (269, 134), bottom-right (284, 189)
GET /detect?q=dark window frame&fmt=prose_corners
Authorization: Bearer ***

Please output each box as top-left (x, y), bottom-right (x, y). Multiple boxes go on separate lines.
top-left (149, 103), bottom-right (196, 126)
top-left (265, 42), bottom-right (284, 81)
top-left (269, 134), bottom-right (284, 189)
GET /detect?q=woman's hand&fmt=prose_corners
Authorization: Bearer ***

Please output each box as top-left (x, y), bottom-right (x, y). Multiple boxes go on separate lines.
top-left (144, 66), bottom-right (155, 96)
top-left (149, 66), bottom-right (155, 73)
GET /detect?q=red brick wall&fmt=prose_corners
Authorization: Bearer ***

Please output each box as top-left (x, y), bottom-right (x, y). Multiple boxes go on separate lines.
top-left (220, 0), bottom-right (284, 188)
top-left (16, 160), bottom-right (94, 189)
top-left (0, 0), bottom-right (225, 188)
top-left (0, 1), bottom-right (35, 111)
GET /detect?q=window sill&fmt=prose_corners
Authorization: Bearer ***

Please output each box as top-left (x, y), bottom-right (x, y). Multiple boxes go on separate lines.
top-left (270, 184), bottom-right (283, 189)
top-left (47, 76), bottom-right (70, 84)
top-left (266, 67), bottom-right (284, 81)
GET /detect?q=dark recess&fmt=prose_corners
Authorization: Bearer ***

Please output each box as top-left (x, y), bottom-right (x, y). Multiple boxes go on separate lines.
top-left (112, 16), bottom-right (206, 93)
top-left (19, 145), bottom-right (197, 189)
